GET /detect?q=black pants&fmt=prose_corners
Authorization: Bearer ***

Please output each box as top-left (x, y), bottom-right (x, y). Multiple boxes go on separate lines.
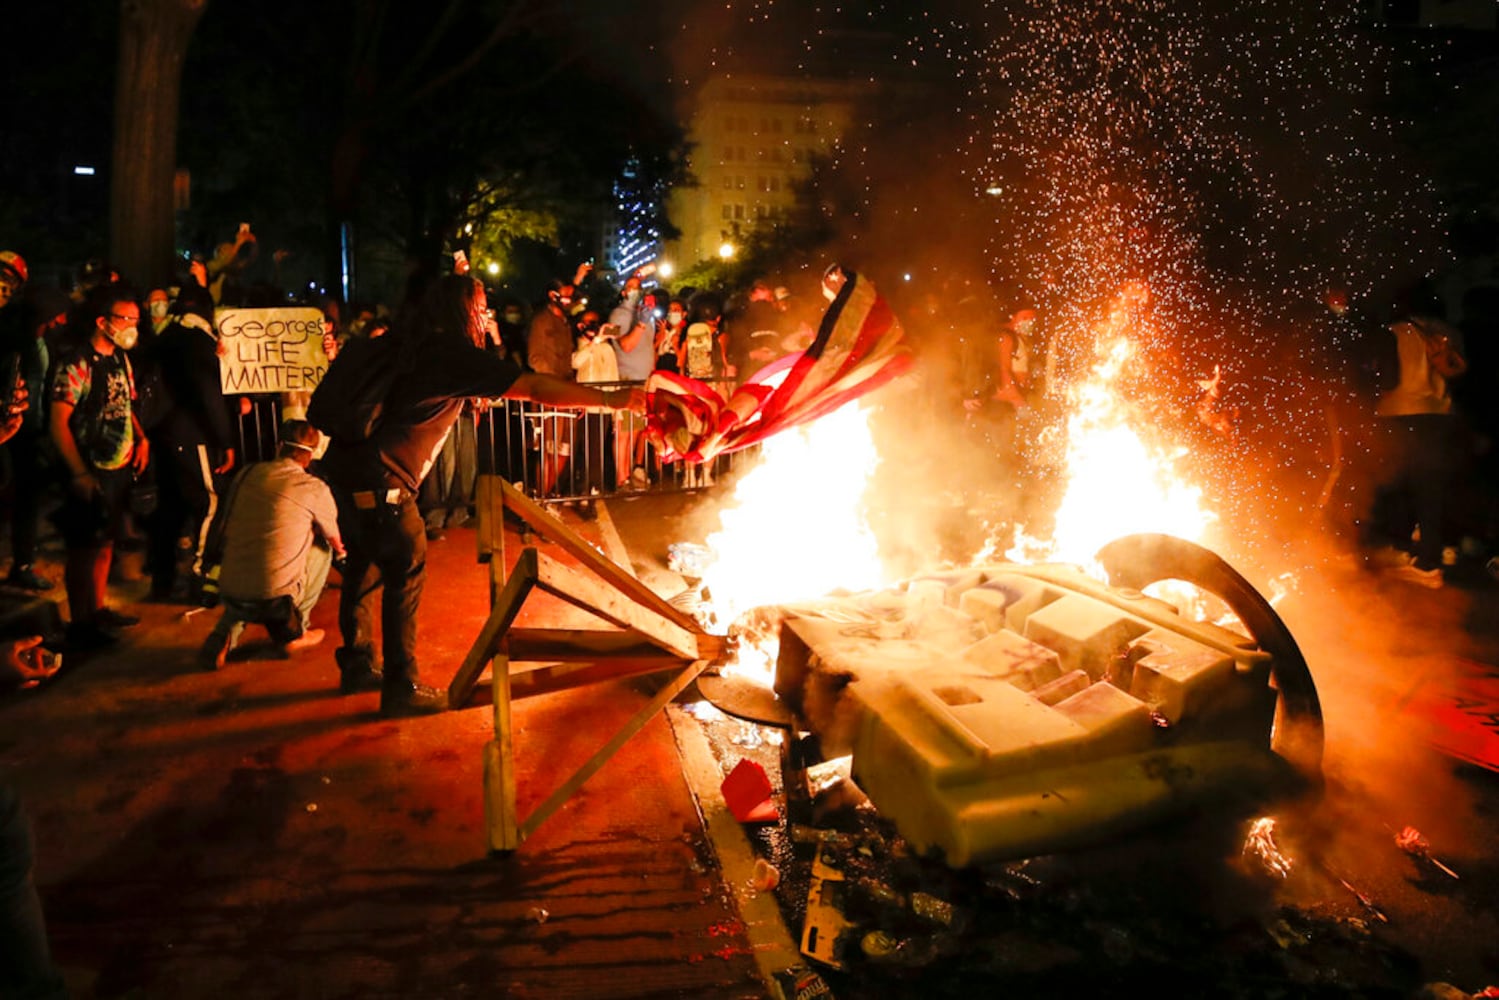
top-left (148, 441), bottom-right (220, 592)
top-left (0, 785), bottom-right (65, 1000)
top-left (1370, 414), bottom-right (1457, 570)
top-left (334, 489), bottom-right (425, 693)
top-left (3, 431), bottom-right (43, 568)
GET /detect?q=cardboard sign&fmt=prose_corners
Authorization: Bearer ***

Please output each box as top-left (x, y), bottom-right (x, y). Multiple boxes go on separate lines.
top-left (217, 307), bottom-right (328, 394)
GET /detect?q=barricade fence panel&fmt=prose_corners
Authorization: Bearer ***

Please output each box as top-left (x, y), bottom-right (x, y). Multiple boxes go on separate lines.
top-left (230, 378), bottom-right (754, 505)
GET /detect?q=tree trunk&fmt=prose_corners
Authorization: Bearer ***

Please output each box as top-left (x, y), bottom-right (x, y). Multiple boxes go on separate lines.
top-left (110, 0), bottom-right (208, 290)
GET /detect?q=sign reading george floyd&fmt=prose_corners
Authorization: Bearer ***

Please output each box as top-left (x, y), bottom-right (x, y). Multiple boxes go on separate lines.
top-left (217, 307), bottom-right (328, 394)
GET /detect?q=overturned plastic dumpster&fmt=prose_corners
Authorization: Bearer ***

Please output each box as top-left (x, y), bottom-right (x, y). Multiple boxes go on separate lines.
top-left (767, 534), bottom-right (1323, 868)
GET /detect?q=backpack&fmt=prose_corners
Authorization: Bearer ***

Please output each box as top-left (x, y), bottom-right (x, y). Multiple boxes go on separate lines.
top-left (306, 336), bottom-right (400, 444)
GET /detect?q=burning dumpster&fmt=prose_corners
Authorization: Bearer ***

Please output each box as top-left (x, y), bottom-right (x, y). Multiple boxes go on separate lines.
top-left (768, 533), bottom-right (1322, 867)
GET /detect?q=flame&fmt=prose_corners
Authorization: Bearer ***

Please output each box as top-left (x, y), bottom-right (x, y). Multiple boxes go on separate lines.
top-left (697, 402), bottom-right (892, 680)
top-left (696, 284), bottom-right (1232, 683)
top-left (1243, 816), bottom-right (1295, 878)
top-left (1008, 333), bottom-right (1215, 571)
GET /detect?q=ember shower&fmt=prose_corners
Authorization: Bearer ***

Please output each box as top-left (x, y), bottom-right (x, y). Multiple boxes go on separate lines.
top-left (939, 0), bottom-right (1445, 356)
top-left (904, 0), bottom-right (1445, 553)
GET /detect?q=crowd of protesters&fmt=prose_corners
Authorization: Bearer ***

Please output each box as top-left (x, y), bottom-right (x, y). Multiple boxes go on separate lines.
top-left (0, 232), bottom-right (821, 687)
top-left (3, 223), bottom-right (1496, 703)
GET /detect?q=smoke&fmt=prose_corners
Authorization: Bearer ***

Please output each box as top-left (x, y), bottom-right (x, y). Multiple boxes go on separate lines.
top-left (658, 1), bottom-right (1486, 865)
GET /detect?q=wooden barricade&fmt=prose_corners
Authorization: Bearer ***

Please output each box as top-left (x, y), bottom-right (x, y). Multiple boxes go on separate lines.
top-left (457, 475), bottom-right (727, 853)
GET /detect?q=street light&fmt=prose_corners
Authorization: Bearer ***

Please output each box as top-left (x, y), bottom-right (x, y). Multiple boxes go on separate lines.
top-left (719, 242), bottom-right (735, 260)
top-left (487, 262), bottom-right (500, 276)
top-left (658, 260), bottom-right (675, 279)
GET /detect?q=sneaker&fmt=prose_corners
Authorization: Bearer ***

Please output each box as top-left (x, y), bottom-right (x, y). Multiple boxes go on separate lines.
top-left (629, 466), bottom-right (649, 489)
top-left (95, 607), bottom-right (141, 629)
top-left (380, 683), bottom-right (449, 717)
top-left (1385, 564), bottom-right (1443, 590)
top-left (65, 621), bottom-right (120, 651)
top-left (282, 628), bottom-right (326, 654)
top-left (5, 566), bottom-right (53, 592)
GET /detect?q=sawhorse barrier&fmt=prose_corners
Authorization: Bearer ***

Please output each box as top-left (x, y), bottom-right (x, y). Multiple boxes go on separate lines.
top-left (454, 475), bottom-right (729, 853)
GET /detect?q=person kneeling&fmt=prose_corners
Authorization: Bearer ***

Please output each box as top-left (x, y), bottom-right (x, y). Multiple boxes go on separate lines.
top-left (199, 420), bottom-right (345, 670)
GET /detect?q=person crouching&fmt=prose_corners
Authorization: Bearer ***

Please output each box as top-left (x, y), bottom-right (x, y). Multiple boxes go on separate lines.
top-left (198, 420), bottom-right (344, 670)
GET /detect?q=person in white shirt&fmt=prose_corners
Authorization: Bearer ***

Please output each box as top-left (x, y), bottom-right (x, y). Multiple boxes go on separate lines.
top-left (198, 420), bottom-right (345, 669)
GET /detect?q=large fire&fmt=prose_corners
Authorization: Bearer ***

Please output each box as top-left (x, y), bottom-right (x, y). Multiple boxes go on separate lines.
top-left (1008, 335), bottom-right (1215, 571)
top-left (695, 289), bottom-right (1223, 683)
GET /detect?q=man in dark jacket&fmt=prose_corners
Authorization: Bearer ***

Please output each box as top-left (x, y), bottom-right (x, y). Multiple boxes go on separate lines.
top-left (316, 274), bottom-right (644, 716)
top-left (145, 284), bottom-right (236, 601)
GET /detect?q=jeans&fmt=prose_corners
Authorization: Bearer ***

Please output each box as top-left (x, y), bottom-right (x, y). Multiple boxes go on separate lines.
top-left (206, 543), bottom-right (333, 650)
top-left (334, 490), bottom-right (425, 692)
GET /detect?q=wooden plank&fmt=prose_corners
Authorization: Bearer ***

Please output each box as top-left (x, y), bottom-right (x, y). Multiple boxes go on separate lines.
top-left (483, 651), bottom-right (519, 853)
top-left (506, 627), bottom-right (673, 662)
top-left (532, 550), bottom-right (701, 661)
top-left (449, 548), bottom-right (538, 708)
top-left (474, 474), bottom-right (498, 563)
top-left (507, 628), bottom-right (731, 666)
top-left (517, 659), bottom-right (711, 843)
top-left (498, 479), bottom-right (705, 635)
top-left (456, 657), bottom-right (702, 709)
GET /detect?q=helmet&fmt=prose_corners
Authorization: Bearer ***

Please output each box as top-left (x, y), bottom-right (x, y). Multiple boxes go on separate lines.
top-left (0, 251), bottom-right (28, 285)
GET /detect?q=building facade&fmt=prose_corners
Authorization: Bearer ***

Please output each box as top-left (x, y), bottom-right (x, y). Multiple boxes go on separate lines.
top-left (666, 74), bottom-right (866, 268)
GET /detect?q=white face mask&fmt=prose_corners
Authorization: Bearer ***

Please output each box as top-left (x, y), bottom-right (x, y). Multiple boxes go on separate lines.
top-left (108, 323), bottom-right (139, 351)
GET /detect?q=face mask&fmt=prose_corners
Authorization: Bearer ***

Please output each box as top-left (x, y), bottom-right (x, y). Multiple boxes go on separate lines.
top-left (108, 322), bottom-right (139, 351)
top-left (667, 311), bottom-right (684, 325)
top-left (149, 300), bottom-right (169, 321)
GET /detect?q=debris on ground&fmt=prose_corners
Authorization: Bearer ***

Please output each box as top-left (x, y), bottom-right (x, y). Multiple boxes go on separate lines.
top-left (722, 758), bottom-right (779, 823)
top-left (681, 697), bottom-right (1438, 997)
top-left (1396, 825), bottom-right (1460, 879)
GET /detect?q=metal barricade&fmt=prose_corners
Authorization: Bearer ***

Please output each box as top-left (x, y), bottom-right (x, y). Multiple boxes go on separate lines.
top-left (233, 394), bottom-right (285, 464)
top-left (475, 378), bottom-right (751, 504)
top-left (235, 379), bottom-right (754, 505)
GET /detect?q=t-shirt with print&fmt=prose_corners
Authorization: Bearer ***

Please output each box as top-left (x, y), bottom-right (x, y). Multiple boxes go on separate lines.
top-left (50, 346), bottom-right (136, 471)
top-left (683, 323), bottom-right (716, 380)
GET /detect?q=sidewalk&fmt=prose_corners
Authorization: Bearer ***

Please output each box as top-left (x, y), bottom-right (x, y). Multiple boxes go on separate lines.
top-left (0, 510), bottom-right (769, 999)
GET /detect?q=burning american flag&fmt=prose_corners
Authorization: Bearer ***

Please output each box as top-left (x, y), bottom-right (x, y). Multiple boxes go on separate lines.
top-left (645, 270), bottom-right (913, 464)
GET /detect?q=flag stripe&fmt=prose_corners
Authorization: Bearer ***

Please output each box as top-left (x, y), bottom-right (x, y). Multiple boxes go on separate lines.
top-left (645, 272), bottom-right (908, 463)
